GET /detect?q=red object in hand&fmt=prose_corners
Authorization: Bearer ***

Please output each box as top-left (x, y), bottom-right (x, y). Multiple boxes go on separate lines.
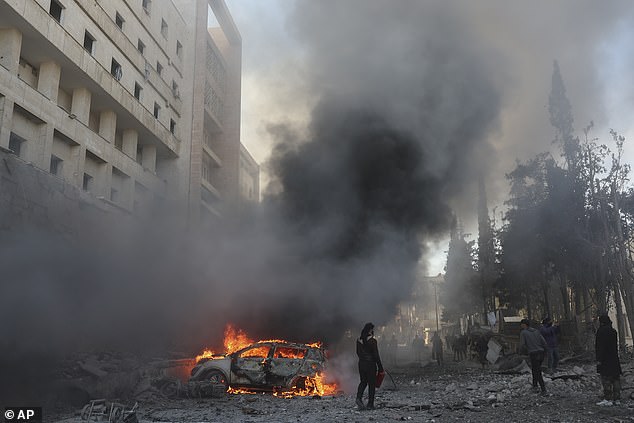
top-left (376, 370), bottom-right (385, 388)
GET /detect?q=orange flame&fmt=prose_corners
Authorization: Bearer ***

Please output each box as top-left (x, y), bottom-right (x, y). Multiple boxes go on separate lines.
top-left (194, 324), bottom-right (340, 397)
top-left (274, 372), bottom-right (339, 398)
top-left (223, 324), bottom-right (253, 354)
top-left (195, 348), bottom-right (216, 362)
top-left (195, 324), bottom-right (254, 363)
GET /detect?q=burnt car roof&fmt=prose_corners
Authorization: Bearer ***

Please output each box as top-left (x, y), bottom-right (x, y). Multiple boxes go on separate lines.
top-left (231, 341), bottom-right (324, 354)
top-left (249, 341), bottom-right (322, 348)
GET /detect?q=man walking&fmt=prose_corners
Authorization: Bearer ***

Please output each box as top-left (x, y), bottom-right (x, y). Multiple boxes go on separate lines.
top-left (595, 314), bottom-right (622, 406)
top-left (519, 318), bottom-right (548, 395)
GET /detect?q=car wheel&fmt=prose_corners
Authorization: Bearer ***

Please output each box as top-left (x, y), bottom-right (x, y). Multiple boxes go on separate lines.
top-left (206, 370), bottom-right (229, 390)
top-left (293, 376), bottom-right (308, 390)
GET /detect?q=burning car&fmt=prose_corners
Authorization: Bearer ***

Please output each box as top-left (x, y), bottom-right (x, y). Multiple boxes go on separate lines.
top-left (190, 340), bottom-right (330, 395)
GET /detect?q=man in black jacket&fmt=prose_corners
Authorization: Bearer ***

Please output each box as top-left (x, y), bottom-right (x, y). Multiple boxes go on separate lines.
top-left (519, 318), bottom-right (548, 394)
top-left (595, 314), bottom-right (622, 406)
top-left (356, 322), bottom-right (383, 410)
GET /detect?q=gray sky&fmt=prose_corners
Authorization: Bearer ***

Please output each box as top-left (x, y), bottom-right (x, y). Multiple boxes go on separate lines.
top-left (224, 0), bottom-right (634, 273)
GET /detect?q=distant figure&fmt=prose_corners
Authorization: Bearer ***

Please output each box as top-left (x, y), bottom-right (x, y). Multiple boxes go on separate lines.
top-left (445, 334), bottom-right (455, 353)
top-left (519, 318), bottom-right (547, 395)
top-left (411, 334), bottom-right (424, 364)
top-left (431, 332), bottom-right (443, 366)
top-left (475, 335), bottom-right (488, 369)
top-left (595, 315), bottom-right (622, 406)
top-left (453, 335), bottom-right (467, 361)
top-left (386, 334), bottom-right (398, 367)
top-left (539, 317), bottom-right (560, 372)
top-left (356, 322), bottom-right (383, 410)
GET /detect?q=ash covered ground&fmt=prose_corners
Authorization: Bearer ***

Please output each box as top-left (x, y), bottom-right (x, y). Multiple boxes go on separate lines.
top-left (51, 351), bottom-right (633, 423)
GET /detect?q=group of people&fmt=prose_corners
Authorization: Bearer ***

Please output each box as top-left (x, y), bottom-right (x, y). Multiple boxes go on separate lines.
top-left (356, 315), bottom-right (624, 411)
top-left (519, 314), bottom-right (623, 405)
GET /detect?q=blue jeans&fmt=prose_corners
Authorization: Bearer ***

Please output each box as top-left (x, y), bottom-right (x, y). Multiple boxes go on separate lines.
top-left (546, 347), bottom-right (559, 371)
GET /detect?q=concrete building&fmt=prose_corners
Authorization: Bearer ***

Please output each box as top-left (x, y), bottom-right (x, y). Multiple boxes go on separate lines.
top-left (239, 143), bottom-right (259, 202)
top-left (0, 0), bottom-right (257, 228)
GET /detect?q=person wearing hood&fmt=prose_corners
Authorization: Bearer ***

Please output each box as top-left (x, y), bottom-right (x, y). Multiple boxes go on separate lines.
top-left (355, 322), bottom-right (383, 410)
top-left (519, 318), bottom-right (548, 395)
top-left (595, 314), bottom-right (622, 406)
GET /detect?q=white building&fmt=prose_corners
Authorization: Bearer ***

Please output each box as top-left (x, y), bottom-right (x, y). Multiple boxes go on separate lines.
top-left (0, 0), bottom-right (257, 226)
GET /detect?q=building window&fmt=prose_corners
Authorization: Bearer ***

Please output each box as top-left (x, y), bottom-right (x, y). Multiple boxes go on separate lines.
top-left (111, 58), bottom-right (122, 81)
top-left (115, 12), bottom-right (124, 30)
top-left (170, 119), bottom-right (176, 134)
top-left (176, 40), bottom-right (182, 58)
top-left (83, 31), bottom-right (95, 54)
top-left (110, 188), bottom-right (118, 202)
top-left (50, 155), bottom-right (63, 176)
top-left (9, 132), bottom-right (25, 157)
top-left (171, 80), bottom-right (179, 98)
top-left (137, 39), bottom-right (145, 55)
top-left (82, 173), bottom-right (93, 191)
top-left (134, 82), bottom-right (142, 100)
top-left (161, 19), bottom-right (168, 38)
top-left (156, 61), bottom-right (163, 76)
top-left (49, 0), bottom-right (63, 23)
top-left (142, 0), bottom-right (151, 14)
top-left (136, 144), bottom-right (143, 164)
top-left (153, 102), bottom-right (160, 119)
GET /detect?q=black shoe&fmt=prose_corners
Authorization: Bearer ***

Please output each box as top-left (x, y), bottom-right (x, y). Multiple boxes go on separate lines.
top-left (355, 398), bottom-right (365, 410)
top-left (366, 403), bottom-right (375, 410)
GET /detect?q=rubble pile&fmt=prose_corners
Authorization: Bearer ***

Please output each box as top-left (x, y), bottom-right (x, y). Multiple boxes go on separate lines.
top-left (53, 352), bottom-right (197, 406)
top-left (51, 357), bottom-right (633, 422)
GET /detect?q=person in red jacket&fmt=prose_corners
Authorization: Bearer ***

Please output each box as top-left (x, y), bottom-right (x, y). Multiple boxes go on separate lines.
top-left (355, 322), bottom-right (383, 410)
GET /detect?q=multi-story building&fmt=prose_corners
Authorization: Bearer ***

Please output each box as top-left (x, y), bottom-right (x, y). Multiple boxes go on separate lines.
top-left (239, 143), bottom-right (259, 202)
top-left (0, 0), bottom-right (257, 227)
top-left (173, 0), bottom-right (245, 220)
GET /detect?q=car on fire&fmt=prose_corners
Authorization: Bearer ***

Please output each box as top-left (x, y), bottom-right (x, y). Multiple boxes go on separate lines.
top-left (189, 341), bottom-right (328, 392)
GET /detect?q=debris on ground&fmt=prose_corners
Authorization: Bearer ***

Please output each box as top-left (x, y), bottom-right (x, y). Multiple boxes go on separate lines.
top-left (49, 357), bottom-right (633, 423)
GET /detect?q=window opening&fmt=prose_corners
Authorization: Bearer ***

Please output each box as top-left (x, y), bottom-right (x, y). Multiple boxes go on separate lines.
top-left (111, 58), bottom-right (122, 81)
top-left (50, 0), bottom-right (63, 22)
top-left (134, 82), bottom-right (142, 100)
top-left (83, 31), bottom-right (95, 54)
top-left (50, 155), bottom-right (63, 176)
top-left (8, 132), bottom-right (25, 157)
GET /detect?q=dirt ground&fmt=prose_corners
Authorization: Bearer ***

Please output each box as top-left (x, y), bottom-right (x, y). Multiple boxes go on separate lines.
top-left (52, 356), bottom-right (634, 423)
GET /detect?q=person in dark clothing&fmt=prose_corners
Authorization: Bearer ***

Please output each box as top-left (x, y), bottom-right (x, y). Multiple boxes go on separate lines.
top-left (519, 318), bottom-right (548, 394)
top-left (386, 334), bottom-right (398, 366)
top-left (411, 334), bottom-right (424, 364)
top-left (431, 332), bottom-right (443, 366)
top-left (356, 322), bottom-right (383, 410)
top-left (539, 317), bottom-right (561, 372)
top-left (595, 314), bottom-right (622, 406)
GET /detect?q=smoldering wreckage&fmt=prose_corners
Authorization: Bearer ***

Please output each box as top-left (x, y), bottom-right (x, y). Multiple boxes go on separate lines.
top-left (44, 324), bottom-right (633, 423)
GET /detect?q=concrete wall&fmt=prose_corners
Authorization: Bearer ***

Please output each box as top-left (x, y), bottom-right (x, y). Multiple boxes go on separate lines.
top-left (0, 148), bottom-right (126, 236)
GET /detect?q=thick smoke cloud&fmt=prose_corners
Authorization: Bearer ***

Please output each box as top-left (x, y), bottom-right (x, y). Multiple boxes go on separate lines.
top-left (236, 0), bottom-right (634, 209)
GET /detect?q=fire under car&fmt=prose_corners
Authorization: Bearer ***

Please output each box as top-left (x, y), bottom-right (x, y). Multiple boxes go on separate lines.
top-left (189, 341), bottom-right (327, 392)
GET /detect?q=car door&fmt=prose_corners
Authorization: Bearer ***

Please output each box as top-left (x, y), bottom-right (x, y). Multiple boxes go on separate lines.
top-left (230, 344), bottom-right (272, 386)
top-left (267, 345), bottom-right (308, 387)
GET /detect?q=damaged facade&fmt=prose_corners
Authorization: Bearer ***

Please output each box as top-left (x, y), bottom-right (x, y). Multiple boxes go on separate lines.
top-left (0, 0), bottom-right (258, 230)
